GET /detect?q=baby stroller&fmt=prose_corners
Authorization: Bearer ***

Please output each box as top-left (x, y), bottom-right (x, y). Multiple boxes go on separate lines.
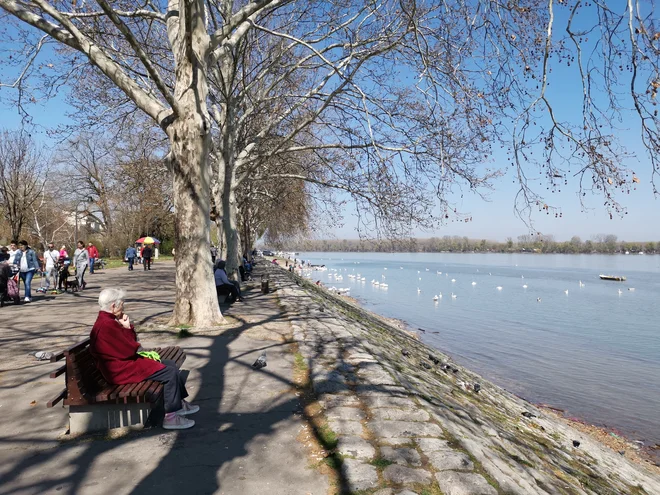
top-left (0, 262), bottom-right (20, 306)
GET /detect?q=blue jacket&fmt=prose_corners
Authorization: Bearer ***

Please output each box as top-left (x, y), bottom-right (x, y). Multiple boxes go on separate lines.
top-left (14, 248), bottom-right (40, 271)
top-left (125, 247), bottom-right (137, 258)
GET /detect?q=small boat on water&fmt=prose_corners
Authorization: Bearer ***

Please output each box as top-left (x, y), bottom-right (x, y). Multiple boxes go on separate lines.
top-left (599, 274), bottom-right (627, 281)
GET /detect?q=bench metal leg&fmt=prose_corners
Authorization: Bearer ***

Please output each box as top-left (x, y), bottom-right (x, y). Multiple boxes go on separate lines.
top-left (69, 403), bottom-right (154, 434)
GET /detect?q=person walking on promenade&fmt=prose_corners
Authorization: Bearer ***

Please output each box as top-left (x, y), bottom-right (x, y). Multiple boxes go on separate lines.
top-left (7, 241), bottom-right (19, 273)
top-left (125, 245), bottom-right (137, 271)
top-left (89, 288), bottom-right (198, 429)
top-left (15, 240), bottom-right (39, 302)
top-left (87, 242), bottom-right (99, 274)
top-left (73, 241), bottom-right (89, 290)
top-left (142, 244), bottom-right (153, 270)
top-left (59, 245), bottom-right (68, 260)
top-left (43, 243), bottom-right (60, 291)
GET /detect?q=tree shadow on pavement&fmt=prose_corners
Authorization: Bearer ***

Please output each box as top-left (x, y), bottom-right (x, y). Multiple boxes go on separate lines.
top-left (0, 264), bottom-right (357, 495)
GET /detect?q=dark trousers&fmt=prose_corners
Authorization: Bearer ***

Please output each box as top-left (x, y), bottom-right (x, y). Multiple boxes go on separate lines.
top-left (147, 359), bottom-right (188, 413)
top-left (217, 282), bottom-right (240, 302)
top-left (128, 257), bottom-right (134, 270)
top-left (143, 257), bottom-right (151, 270)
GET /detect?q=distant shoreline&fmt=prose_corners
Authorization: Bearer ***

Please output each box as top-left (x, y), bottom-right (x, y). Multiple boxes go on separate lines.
top-left (286, 250), bottom-right (658, 255)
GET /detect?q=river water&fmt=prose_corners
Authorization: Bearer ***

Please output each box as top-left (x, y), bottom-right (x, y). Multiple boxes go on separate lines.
top-left (296, 252), bottom-right (660, 449)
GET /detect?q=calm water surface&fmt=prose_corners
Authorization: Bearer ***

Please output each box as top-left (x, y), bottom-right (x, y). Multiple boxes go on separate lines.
top-left (297, 252), bottom-right (660, 448)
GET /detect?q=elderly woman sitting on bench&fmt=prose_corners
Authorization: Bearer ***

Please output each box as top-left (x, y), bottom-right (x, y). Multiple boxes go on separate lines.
top-left (89, 288), bottom-right (199, 430)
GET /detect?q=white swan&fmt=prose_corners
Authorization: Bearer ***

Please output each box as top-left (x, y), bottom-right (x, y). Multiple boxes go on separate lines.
top-left (496, 286), bottom-right (503, 290)
top-left (451, 279), bottom-right (456, 282)
top-left (381, 283), bottom-right (388, 288)
top-left (579, 280), bottom-right (585, 287)
top-left (564, 289), bottom-right (569, 295)
top-left (472, 282), bottom-right (477, 286)
top-left (417, 288), bottom-right (421, 293)
top-left (618, 289), bottom-right (622, 295)
top-left (433, 295), bottom-right (439, 301)
top-left (522, 284), bottom-right (528, 289)
top-left (451, 293), bottom-right (457, 299)
top-left (628, 287), bottom-right (635, 291)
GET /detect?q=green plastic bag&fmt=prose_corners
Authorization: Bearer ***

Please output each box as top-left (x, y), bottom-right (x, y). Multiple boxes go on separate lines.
top-left (138, 350), bottom-right (161, 362)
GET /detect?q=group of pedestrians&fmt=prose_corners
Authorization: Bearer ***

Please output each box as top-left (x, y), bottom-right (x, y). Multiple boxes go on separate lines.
top-left (124, 244), bottom-right (153, 271)
top-left (0, 239), bottom-right (100, 304)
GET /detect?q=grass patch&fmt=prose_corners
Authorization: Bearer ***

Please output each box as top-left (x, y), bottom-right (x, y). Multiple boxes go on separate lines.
top-left (176, 328), bottom-right (193, 338)
top-left (294, 352), bottom-right (308, 374)
top-left (369, 457), bottom-right (394, 468)
top-left (317, 423), bottom-right (338, 450)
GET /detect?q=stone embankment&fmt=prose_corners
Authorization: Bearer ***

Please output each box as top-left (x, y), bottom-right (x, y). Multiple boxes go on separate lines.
top-left (270, 264), bottom-right (660, 495)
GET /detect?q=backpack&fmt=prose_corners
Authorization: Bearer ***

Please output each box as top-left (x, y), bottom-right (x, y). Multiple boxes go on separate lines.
top-left (7, 277), bottom-right (19, 302)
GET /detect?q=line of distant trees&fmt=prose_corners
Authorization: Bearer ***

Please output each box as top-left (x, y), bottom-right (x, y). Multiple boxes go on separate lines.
top-left (278, 234), bottom-right (657, 255)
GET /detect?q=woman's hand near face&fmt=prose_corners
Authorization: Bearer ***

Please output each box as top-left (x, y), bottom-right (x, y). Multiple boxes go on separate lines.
top-left (118, 314), bottom-right (131, 329)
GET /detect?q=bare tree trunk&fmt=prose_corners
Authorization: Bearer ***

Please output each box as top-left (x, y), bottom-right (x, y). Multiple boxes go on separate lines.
top-left (222, 170), bottom-right (242, 280)
top-left (167, 0), bottom-right (222, 326)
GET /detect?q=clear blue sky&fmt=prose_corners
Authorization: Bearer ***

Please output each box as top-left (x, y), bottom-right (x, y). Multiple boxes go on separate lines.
top-left (1, 7), bottom-right (658, 243)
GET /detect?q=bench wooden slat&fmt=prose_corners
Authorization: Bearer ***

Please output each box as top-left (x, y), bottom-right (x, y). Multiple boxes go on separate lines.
top-left (50, 364), bottom-right (66, 379)
top-left (95, 384), bottom-right (121, 402)
top-left (159, 347), bottom-right (176, 361)
top-left (168, 347), bottom-right (183, 365)
top-left (47, 388), bottom-right (67, 408)
top-left (145, 380), bottom-right (163, 402)
top-left (108, 384), bottom-right (133, 400)
top-left (118, 382), bottom-right (141, 399)
top-left (131, 380), bottom-right (153, 400)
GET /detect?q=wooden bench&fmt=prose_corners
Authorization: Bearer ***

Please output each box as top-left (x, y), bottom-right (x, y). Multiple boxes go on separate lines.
top-left (47, 338), bottom-right (186, 434)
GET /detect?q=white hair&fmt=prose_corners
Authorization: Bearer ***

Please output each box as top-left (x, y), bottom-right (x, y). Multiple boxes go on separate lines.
top-left (98, 288), bottom-right (126, 312)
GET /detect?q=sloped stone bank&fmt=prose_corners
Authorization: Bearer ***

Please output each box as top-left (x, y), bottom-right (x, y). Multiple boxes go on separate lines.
top-left (270, 264), bottom-right (660, 495)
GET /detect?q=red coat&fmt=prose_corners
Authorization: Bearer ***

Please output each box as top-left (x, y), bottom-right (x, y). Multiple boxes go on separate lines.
top-left (89, 311), bottom-right (164, 384)
top-left (87, 245), bottom-right (99, 258)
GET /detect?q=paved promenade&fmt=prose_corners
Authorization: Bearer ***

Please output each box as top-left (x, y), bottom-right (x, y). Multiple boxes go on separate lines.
top-left (0, 262), bottom-right (327, 495)
top-left (1, 260), bottom-right (658, 495)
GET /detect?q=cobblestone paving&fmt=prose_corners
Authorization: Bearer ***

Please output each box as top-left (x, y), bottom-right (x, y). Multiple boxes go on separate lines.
top-left (272, 266), bottom-right (660, 495)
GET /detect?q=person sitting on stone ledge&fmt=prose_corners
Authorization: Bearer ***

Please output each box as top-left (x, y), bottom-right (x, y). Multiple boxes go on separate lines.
top-left (89, 288), bottom-right (199, 430)
top-left (214, 259), bottom-right (244, 302)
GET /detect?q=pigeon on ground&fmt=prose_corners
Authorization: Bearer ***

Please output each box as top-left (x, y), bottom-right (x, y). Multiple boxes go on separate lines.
top-left (252, 351), bottom-right (267, 369)
top-left (401, 349), bottom-right (411, 357)
top-left (521, 411), bottom-right (537, 418)
top-left (29, 351), bottom-right (54, 361)
top-left (428, 354), bottom-right (441, 365)
top-left (572, 440), bottom-right (581, 448)
top-left (473, 383), bottom-right (481, 393)
top-left (420, 361), bottom-right (432, 370)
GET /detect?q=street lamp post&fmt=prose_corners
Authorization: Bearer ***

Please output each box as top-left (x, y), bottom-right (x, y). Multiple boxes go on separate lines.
top-left (73, 196), bottom-right (93, 243)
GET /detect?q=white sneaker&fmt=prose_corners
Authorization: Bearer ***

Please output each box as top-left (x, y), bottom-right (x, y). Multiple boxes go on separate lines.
top-left (24, 297), bottom-right (31, 303)
top-left (175, 400), bottom-right (200, 416)
top-left (163, 413), bottom-right (195, 430)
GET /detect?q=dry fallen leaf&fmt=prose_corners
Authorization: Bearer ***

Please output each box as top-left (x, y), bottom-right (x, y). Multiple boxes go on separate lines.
top-left (30, 400), bottom-right (37, 406)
